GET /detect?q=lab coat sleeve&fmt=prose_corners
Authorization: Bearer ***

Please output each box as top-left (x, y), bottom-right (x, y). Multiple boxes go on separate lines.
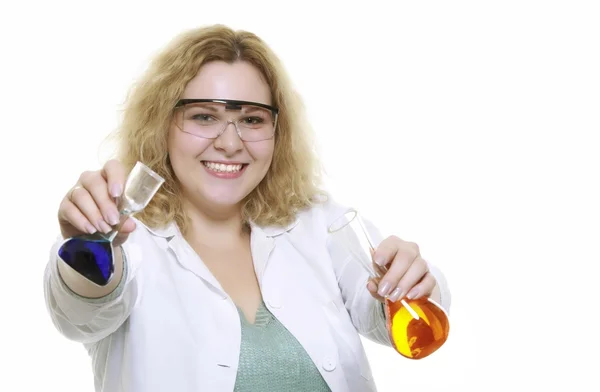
top-left (43, 233), bottom-right (142, 344)
top-left (326, 209), bottom-right (392, 347)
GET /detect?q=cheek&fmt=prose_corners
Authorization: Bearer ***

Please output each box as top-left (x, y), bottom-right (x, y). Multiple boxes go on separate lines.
top-left (248, 140), bottom-right (275, 164)
top-left (168, 125), bottom-right (210, 158)
top-left (167, 126), bottom-right (213, 182)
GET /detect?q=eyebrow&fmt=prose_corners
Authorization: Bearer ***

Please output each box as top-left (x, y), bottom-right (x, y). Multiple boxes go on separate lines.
top-left (195, 104), bottom-right (220, 112)
top-left (241, 107), bottom-right (264, 114)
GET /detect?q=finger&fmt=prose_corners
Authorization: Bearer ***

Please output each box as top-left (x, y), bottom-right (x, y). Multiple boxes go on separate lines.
top-left (388, 257), bottom-right (429, 302)
top-left (80, 171), bottom-right (120, 228)
top-left (372, 260), bottom-right (388, 279)
top-left (369, 248), bottom-right (387, 279)
top-left (367, 278), bottom-right (385, 303)
top-left (111, 218), bottom-right (137, 247)
top-left (58, 199), bottom-right (98, 236)
top-left (367, 279), bottom-right (378, 295)
top-left (406, 272), bottom-right (437, 300)
top-left (101, 159), bottom-right (126, 198)
top-left (375, 241), bottom-right (420, 298)
top-left (372, 235), bottom-right (402, 268)
top-left (119, 217), bottom-right (136, 233)
top-left (69, 185), bottom-right (112, 233)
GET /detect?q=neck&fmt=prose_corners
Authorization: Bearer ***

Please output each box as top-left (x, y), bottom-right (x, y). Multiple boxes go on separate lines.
top-left (182, 197), bottom-right (248, 248)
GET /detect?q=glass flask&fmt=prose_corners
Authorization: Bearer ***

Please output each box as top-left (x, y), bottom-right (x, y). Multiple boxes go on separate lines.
top-left (327, 208), bottom-right (450, 359)
top-left (58, 161), bottom-right (165, 286)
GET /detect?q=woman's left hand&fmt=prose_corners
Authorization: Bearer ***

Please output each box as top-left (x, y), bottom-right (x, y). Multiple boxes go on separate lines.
top-left (366, 235), bottom-right (437, 303)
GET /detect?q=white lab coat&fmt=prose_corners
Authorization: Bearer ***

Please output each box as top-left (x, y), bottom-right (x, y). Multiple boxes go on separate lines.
top-left (44, 198), bottom-right (451, 392)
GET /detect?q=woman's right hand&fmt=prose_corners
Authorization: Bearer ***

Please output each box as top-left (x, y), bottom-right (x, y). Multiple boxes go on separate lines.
top-left (58, 159), bottom-right (136, 248)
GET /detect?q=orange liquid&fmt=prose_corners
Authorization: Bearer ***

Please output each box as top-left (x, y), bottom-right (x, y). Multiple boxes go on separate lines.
top-left (384, 297), bottom-right (450, 359)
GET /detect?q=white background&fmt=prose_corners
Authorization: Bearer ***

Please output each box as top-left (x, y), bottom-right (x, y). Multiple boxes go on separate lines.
top-left (1, 1), bottom-right (599, 391)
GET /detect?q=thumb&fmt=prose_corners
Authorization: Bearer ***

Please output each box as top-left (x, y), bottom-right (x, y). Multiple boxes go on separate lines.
top-left (367, 278), bottom-right (385, 303)
top-left (112, 218), bottom-right (136, 248)
top-left (119, 217), bottom-right (136, 234)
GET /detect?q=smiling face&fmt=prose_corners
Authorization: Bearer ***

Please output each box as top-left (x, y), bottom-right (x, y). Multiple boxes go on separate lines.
top-left (168, 61), bottom-right (275, 214)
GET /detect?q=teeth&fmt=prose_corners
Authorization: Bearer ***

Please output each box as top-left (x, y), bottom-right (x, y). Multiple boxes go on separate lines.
top-left (203, 161), bottom-right (243, 173)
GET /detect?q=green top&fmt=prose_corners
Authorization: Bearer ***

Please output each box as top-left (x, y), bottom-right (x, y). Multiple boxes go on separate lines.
top-left (234, 301), bottom-right (332, 392)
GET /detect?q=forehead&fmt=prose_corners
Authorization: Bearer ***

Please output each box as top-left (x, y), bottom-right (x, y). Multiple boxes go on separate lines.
top-left (182, 61), bottom-right (272, 106)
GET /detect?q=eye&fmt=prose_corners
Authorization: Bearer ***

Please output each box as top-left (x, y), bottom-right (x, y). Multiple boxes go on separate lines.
top-left (241, 116), bottom-right (264, 126)
top-left (191, 114), bottom-right (217, 123)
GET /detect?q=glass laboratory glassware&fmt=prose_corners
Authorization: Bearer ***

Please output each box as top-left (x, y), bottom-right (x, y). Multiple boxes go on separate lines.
top-left (327, 208), bottom-right (450, 360)
top-left (57, 161), bottom-right (165, 286)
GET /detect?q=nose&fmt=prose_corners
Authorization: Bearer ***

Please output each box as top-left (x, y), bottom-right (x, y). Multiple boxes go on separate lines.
top-left (213, 121), bottom-right (244, 155)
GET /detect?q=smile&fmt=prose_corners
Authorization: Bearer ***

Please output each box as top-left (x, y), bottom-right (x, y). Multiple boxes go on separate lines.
top-left (202, 161), bottom-right (244, 173)
top-left (201, 161), bottom-right (249, 179)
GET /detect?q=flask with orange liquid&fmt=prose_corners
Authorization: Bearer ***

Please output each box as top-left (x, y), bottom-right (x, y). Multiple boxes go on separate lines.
top-left (327, 209), bottom-right (450, 359)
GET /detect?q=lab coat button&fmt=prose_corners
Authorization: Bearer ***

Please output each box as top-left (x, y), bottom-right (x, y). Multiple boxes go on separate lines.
top-left (322, 356), bottom-right (336, 372)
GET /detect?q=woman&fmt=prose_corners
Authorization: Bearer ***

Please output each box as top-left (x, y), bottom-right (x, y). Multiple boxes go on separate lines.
top-left (44, 24), bottom-right (451, 392)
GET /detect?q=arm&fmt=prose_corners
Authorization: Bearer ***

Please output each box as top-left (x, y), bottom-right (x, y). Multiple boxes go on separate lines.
top-left (330, 252), bottom-right (393, 347)
top-left (43, 235), bottom-right (141, 344)
top-left (326, 213), bottom-right (392, 346)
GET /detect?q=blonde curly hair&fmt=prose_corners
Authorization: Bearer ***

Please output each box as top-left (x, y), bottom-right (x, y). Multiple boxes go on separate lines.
top-left (109, 24), bottom-right (327, 234)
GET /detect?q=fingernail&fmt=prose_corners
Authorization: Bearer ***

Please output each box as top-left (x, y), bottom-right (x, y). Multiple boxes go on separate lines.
top-left (406, 287), bottom-right (419, 299)
top-left (98, 220), bottom-right (113, 233)
top-left (388, 287), bottom-right (404, 302)
top-left (374, 256), bottom-right (387, 267)
top-left (110, 183), bottom-right (122, 198)
top-left (107, 211), bottom-right (120, 226)
top-left (367, 281), bottom-right (377, 293)
top-left (377, 281), bottom-right (392, 297)
top-left (85, 223), bottom-right (97, 234)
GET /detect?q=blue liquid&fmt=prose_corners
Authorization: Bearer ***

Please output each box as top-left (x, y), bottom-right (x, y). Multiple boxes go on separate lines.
top-left (58, 237), bottom-right (114, 286)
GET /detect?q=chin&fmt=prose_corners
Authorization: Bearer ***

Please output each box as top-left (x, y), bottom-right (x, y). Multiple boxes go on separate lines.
top-left (200, 189), bottom-right (249, 209)
top-left (201, 178), bottom-right (264, 207)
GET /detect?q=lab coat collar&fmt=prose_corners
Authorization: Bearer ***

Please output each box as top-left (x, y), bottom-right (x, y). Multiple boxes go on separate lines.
top-left (136, 215), bottom-right (301, 240)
